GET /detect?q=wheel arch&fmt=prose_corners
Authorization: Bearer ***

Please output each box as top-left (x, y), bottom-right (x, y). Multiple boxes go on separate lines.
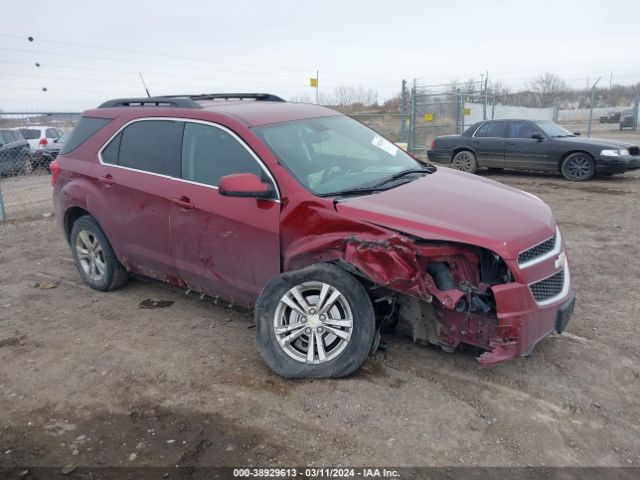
top-left (64, 206), bottom-right (90, 241)
top-left (451, 146), bottom-right (476, 162)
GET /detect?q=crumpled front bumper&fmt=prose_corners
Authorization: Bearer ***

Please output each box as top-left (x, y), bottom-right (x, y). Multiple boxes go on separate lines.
top-left (477, 265), bottom-right (576, 365)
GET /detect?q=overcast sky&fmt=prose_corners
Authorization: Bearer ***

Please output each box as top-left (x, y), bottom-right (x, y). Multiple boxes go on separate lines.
top-left (1, 0), bottom-right (639, 111)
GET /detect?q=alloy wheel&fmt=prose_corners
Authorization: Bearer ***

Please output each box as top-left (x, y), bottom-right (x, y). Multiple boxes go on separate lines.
top-left (565, 155), bottom-right (593, 181)
top-left (454, 152), bottom-right (472, 171)
top-left (273, 281), bottom-right (353, 364)
top-left (75, 230), bottom-right (106, 282)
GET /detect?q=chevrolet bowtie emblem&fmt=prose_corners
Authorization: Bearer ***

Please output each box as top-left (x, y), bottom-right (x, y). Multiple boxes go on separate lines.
top-left (554, 252), bottom-right (567, 270)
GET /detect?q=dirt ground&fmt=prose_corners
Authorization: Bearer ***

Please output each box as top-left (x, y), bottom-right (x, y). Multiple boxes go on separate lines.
top-left (1, 135), bottom-right (640, 471)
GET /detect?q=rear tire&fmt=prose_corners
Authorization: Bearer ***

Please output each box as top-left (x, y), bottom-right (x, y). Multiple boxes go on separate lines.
top-left (561, 153), bottom-right (595, 182)
top-left (451, 150), bottom-right (478, 173)
top-left (70, 216), bottom-right (128, 291)
top-left (255, 263), bottom-right (375, 379)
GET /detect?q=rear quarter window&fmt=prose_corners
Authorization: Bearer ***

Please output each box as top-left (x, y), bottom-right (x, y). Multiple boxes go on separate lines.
top-left (60, 117), bottom-right (112, 155)
top-left (19, 129), bottom-right (40, 140)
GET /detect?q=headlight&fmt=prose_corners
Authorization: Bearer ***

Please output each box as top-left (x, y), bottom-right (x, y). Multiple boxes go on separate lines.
top-left (601, 149), bottom-right (630, 156)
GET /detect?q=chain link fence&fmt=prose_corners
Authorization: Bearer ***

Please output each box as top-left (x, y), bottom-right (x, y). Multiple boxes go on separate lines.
top-left (0, 112), bottom-right (79, 221)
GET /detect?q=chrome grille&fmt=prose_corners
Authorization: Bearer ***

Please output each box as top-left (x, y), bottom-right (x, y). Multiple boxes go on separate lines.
top-left (530, 270), bottom-right (564, 302)
top-left (518, 234), bottom-right (556, 265)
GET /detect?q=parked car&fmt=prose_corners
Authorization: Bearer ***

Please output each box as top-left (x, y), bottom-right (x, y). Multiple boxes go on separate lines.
top-left (32, 132), bottom-right (69, 169)
top-left (619, 109), bottom-right (636, 130)
top-left (0, 129), bottom-right (32, 176)
top-left (52, 94), bottom-right (575, 378)
top-left (599, 111), bottom-right (621, 123)
top-left (428, 119), bottom-right (640, 181)
top-left (16, 126), bottom-right (65, 155)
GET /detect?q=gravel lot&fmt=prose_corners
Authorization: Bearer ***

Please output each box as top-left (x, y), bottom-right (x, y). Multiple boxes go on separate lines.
top-left (1, 132), bottom-right (640, 471)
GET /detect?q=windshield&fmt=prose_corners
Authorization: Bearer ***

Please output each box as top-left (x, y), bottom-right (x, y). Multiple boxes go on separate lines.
top-left (252, 116), bottom-right (423, 195)
top-left (534, 121), bottom-right (574, 137)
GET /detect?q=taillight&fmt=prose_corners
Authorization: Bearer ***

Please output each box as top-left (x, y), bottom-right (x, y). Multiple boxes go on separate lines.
top-left (431, 139), bottom-right (436, 149)
top-left (50, 159), bottom-right (60, 186)
top-left (38, 138), bottom-right (48, 148)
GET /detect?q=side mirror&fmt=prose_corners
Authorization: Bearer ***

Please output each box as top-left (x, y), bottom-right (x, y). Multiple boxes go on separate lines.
top-left (573, 132), bottom-right (581, 136)
top-left (531, 133), bottom-right (544, 141)
top-left (219, 173), bottom-right (274, 199)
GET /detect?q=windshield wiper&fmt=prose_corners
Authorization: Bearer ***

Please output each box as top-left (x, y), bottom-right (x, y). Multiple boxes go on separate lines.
top-left (372, 167), bottom-right (433, 188)
top-left (317, 186), bottom-right (391, 198)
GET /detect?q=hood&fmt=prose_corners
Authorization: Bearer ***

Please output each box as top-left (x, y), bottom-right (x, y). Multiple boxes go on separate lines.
top-left (556, 137), bottom-right (635, 149)
top-left (336, 168), bottom-right (555, 261)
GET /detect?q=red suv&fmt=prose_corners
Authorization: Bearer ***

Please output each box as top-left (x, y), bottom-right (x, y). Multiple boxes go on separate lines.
top-left (52, 93), bottom-right (576, 378)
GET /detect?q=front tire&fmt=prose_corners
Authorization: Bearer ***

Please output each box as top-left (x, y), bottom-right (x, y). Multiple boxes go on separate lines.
top-left (561, 153), bottom-right (595, 182)
top-left (70, 216), bottom-right (128, 291)
top-left (451, 150), bottom-right (478, 173)
top-left (255, 263), bottom-right (375, 379)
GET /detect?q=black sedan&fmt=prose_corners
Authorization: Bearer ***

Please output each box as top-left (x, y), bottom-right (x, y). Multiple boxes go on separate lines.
top-left (427, 119), bottom-right (640, 181)
top-left (599, 111), bottom-right (621, 123)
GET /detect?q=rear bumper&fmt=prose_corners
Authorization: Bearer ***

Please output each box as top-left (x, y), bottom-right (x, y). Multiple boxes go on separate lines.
top-left (477, 268), bottom-right (576, 365)
top-left (596, 155), bottom-right (640, 173)
top-left (427, 149), bottom-right (451, 164)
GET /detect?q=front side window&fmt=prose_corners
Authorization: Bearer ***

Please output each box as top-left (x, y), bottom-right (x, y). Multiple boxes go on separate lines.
top-left (181, 122), bottom-right (264, 187)
top-left (253, 115), bottom-right (421, 195)
top-left (115, 120), bottom-right (183, 177)
top-left (509, 121), bottom-right (540, 139)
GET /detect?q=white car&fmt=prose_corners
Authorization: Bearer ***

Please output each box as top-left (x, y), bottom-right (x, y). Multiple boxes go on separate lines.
top-left (15, 126), bottom-right (65, 153)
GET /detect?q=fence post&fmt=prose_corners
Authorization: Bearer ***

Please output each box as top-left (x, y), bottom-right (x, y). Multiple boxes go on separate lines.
top-left (400, 79), bottom-right (408, 143)
top-left (0, 182), bottom-right (6, 222)
top-left (634, 96), bottom-right (639, 131)
top-left (408, 82), bottom-right (417, 153)
top-left (460, 92), bottom-right (466, 134)
top-left (553, 100), bottom-right (559, 123)
top-left (491, 95), bottom-right (496, 119)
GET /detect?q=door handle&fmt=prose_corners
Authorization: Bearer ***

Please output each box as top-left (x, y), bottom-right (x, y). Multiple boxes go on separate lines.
top-left (99, 174), bottom-right (114, 187)
top-left (171, 196), bottom-right (195, 210)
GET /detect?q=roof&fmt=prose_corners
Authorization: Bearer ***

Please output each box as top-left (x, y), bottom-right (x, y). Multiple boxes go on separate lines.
top-left (201, 101), bottom-right (340, 127)
top-left (93, 94), bottom-right (341, 127)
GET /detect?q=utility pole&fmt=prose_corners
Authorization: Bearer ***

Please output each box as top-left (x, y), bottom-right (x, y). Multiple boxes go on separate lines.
top-left (609, 72), bottom-right (612, 89)
top-left (587, 77), bottom-right (601, 138)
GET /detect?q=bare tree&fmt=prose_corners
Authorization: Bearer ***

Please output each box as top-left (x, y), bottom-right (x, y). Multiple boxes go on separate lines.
top-left (332, 85), bottom-right (378, 111)
top-left (528, 72), bottom-right (569, 107)
top-left (487, 80), bottom-right (511, 104)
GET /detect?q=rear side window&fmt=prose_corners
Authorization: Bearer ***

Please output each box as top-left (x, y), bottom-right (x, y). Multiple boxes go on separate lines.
top-left (19, 128), bottom-right (40, 140)
top-left (60, 117), bottom-right (112, 155)
top-left (111, 120), bottom-right (183, 177)
top-left (181, 122), bottom-right (263, 186)
top-left (476, 121), bottom-right (506, 138)
top-left (13, 130), bottom-right (24, 140)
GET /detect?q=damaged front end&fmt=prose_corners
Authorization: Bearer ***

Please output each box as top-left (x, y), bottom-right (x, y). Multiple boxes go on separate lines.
top-left (341, 234), bottom-right (521, 363)
top-left (287, 228), bottom-right (572, 365)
